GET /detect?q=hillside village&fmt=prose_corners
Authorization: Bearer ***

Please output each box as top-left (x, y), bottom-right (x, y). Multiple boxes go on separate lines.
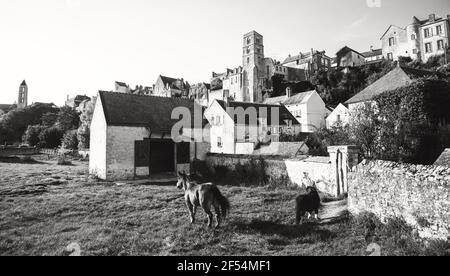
top-left (1, 12), bottom-right (450, 249)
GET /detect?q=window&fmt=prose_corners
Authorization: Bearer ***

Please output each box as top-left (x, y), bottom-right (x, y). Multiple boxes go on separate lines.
top-left (424, 28), bottom-right (431, 38)
top-left (217, 137), bottom-right (222, 148)
top-left (247, 57), bottom-right (250, 64)
top-left (411, 34), bottom-right (416, 40)
top-left (272, 127), bottom-right (278, 134)
top-left (425, 42), bottom-right (433, 53)
top-left (247, 38), bottom-right (251, 45)
top-left (437, 40), bottom-right (445, 50)
top-left (211, 116), bottom-right (215, 125)
top-left (246, 47), bottom-right (250, 54)
top-left (389, 37), bottom-right (395, 46)
top-left (216, 115), bottom-right (222, 125)
top-left (387, 53), bottom-right (393, 60)
top-left (337, 115), bottom-right (341, 122)
top-left (256, 38), bottom-right (261, 44)
top-left (413, 48), bottom-right (418, 54)
top-left (436, 25), bottom-right (443, 35)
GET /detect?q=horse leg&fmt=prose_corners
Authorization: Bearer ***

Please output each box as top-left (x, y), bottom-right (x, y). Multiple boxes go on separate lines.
top-left (186, 200), bottom-right (195, 224)
top-left (192, 205), bottom-right (197, 224)
top-left (296, 211), bottom-right (305, 225)
top-left (214, 205), bottom-right (222, 228)
top-left (202, 204), bottom-right (214, 228)
top-left (314, 210), bottom-right (320, 221)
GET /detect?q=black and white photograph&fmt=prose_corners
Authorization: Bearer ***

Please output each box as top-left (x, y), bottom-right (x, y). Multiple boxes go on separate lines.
top-left (0, 0), bottom-right (449, 260)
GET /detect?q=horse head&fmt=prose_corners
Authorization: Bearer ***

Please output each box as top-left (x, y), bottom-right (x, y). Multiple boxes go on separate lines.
top-left (177, 171), bottom-right (187, 190)
top-left (306, 186), bottom-right (318, 194)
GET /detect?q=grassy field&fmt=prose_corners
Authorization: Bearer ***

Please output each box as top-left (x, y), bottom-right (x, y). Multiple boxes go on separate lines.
top-left (0, 155), bottom-right (448, 256)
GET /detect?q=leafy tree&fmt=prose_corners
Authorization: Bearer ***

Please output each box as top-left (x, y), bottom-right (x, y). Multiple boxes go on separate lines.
top-left (348, 104), bottom-right (380, 159)
top-left (38, 127), bottom-right (64, 149)
top-left (41, 112), bottom-right (58, 127)
top-left (77, 97), bottom-right (96, 149)
top-left (0, 103), bottom-right (58, 144)
top-left (22, 125), bottom-right (45, 147)
top-left (62, 130), bottom-right (79, 150)
top-left (56, 106), bottom-right (80, 132)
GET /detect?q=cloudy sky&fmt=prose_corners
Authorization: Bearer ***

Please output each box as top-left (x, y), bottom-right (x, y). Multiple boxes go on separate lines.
top-left (0, 0), bottom-right (449, 105)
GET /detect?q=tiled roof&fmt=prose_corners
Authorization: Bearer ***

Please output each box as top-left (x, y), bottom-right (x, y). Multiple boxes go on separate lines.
top-left (336, 46), bottom-right (363, 57)
top-left (253, 142), bottom-right (309, 157)
top-left (263, 90), bottom-right (316, 106)
top-left (361, 49), bottom-right (383, 58)
top-left (345, 66), bottom-right (438, 104)
top-left (159, 75), bottom-right (189, 90)
top-left (282, 51), bottom-right (329, 64)
top-left (98, 91), bottom-right (203, 133)
top-left (434, 149), bottom-right (450, 167)
top-left (216, 100), bottom-right (300, 126)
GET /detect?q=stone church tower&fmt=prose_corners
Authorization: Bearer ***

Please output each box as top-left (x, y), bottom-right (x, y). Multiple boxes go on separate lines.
top-left (242, 31), bottom-right (265, 103)
top-left (18, 80), bottom-right (28, 109)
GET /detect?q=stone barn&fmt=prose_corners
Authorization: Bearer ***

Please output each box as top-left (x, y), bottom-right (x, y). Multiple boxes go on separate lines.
top-left (89, 91), bottom-right (207, 181)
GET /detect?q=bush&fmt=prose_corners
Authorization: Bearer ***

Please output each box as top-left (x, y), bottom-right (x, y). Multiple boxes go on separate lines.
top-left (62, 130), bottom-right (79, 150)
top-left (22, 125), bottom-right (45, 147)
top-left (38, 127), bottom-right (64, 149)
top-left (57, 155), bottom-right (72, 166)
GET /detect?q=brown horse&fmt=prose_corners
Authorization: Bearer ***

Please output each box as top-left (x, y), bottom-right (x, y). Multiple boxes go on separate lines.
top-left (177, 172), bottom-right (230, 228)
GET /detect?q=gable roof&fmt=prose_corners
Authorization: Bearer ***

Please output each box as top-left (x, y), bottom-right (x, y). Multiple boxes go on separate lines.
top-left (253, 142), bottom-right (309, 157)
top-left (263, 90), bottom-right (316, 106)
top-left (380, 25), bottom-right (405, 40)
top-left (282, 51), bottom-right (330, 64)
top-left (345, 66), bottom-right (438, 105)
top-left (98, 91), bottom-right (203, 133)
top-left (361, 49), bottom-right (383, 58)
top-left (434, 149), bottom-right (450, 167)
top-left (20, 80), bottom-right (27, 86)
top-left (0, 104), bottom-right (13, 111)
top-left (115, 81), bottom-right (128, 87)
top-left (336, 46), bottom-right (363, 57)
top-left (214, 100), bottom-right (300, 126)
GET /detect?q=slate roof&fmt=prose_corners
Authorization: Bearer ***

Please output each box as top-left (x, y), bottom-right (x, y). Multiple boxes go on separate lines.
top-left (21, 80), bottom-right (27, 86)
top-left (361, 49), bottom-right (382, 58)
top-left (345, 66), bottom-right (438, 104)
top-left (282, 51), bottom-right (330, 64)
top-left (263, 90), bottom-right (316, 106)
top-left (159, 75), bottom-right (189, 90)
top-left (115, 81), bottom-right (128, 87)
top-left (336, 46), bottom-right (363, 57)
top-left (98, 91), bottom-right (204, 133)
top-left (434, 149), bottom-right (450, 167)
top-left (252, 142), bottom-right (309, 157)
top-left (215, 100), bottom-right (300, 126)
top-left (0, 104), bottom-right (13, 111)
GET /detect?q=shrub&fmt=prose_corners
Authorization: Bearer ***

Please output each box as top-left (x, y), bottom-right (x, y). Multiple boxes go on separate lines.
top-left (57, 154), bottom-right (72, 166)
top-left (22, 125), bottom-right (45, 147)
top-left (62, 130), bottom-right (79, 150)
top-left (38, 127), bottom-right (64, 149)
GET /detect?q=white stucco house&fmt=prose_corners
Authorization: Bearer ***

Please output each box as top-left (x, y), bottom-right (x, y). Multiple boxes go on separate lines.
top-left (326, 103), bottom-right (351, 129)
top-left (204, 99), bottom-right (300, 154)
top-left (89, 91), bottom-right (207, 181)
top-left (264, 89), bottom-right (327, 133)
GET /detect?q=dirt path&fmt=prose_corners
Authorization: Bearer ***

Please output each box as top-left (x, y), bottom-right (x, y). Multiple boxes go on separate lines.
top-left (319, 200), bottom-right (349, 224)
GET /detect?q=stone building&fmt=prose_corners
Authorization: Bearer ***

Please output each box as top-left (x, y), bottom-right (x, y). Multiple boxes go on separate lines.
top-left (334, 46), bottom-right (366, 68)
top-left (153, 75), bottom-right (190, 98)
top-left (189, 83), bottom-right (210, 107)
top-left (361, 48), bottom-right (384, 65)
top-left (115, 81), bottom-right (131, 93)
top-left (65, 95), bottom-right (91, 109)
top-left (326, 103), bottom-right (351, 129)
top-left (89, 91), bottom-right (206, 180)
top-left (381, 14), bottom-right (450, 62)
top-left (282, 49), bottom-right (332, 78)
top-left (211, 31), bottom-right (306, 104)
top-left (17, 80), bottom-right (28, 109)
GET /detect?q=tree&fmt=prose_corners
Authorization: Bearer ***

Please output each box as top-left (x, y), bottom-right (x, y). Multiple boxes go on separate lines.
top-left (77, 97), bottom-right (96, 149)
top-left (348, 104), bottom-right (380, 159)
top-left (41, 112), bottom-right (58, 127)
top-left (22, 125), bottom-right (45, 147)
top-left (56, 106), bottom-right (80, 132)
top-left (62, 130), bottom-right (79, 150)
top-left (38, 127), bottom-right (64, 149)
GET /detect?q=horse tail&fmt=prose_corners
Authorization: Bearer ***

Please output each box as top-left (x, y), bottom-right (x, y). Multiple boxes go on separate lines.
top-left (211, 185), bottom-right (230, 218)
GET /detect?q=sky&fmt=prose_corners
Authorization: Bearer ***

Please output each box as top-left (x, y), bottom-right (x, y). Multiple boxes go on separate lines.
top-left (0, 0), bottom-right (449, 106)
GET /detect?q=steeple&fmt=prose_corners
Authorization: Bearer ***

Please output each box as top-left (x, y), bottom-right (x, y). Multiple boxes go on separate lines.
top-left (18, 80), bottom-right (28, 109)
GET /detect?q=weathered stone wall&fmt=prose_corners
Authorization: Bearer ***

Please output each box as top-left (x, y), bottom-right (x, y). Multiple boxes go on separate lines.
top-left (348, 160), bottom-right (450, 240)
top-left (0, 147), bottom-right (40, 157)
top-left (205, 153), bottom-right (337, 196)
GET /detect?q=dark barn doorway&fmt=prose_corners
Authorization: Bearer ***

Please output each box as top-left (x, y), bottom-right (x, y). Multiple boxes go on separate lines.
top-left (150, 139), bottom-right (175, 173)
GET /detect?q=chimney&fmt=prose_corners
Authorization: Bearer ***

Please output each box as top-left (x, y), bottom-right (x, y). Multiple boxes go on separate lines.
top-left (370, 45), bottom-right (374, 51)
top-left (429, 13), bottom-right (436, 22)
top-left (286, 87), bottom-right (292, 98)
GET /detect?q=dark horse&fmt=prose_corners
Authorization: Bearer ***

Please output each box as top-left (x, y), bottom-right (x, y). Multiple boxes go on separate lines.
top-left (177, 172), bottom-right (230, 228)
top-left (295, 186), bottom-right (321, 224)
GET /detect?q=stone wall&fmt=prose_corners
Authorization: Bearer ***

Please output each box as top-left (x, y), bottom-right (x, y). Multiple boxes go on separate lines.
top-left (0, 147), bottom-right (40, 157)
top-left (348, 160), bottom-right (450, 240)
top-left (205, 153), bottom-right (338, 196)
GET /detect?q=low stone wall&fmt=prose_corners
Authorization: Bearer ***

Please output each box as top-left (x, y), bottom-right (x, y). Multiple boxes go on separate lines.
top-left (348, 160), bottom-right (450, 240)
top-left (205, 153), bottom-right (337, 196)
top-left (0, 147), bottom-right (40, 157)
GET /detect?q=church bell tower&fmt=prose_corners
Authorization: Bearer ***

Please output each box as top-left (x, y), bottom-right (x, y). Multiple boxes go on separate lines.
top-left (18, 80), bottom-right (28, 109)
